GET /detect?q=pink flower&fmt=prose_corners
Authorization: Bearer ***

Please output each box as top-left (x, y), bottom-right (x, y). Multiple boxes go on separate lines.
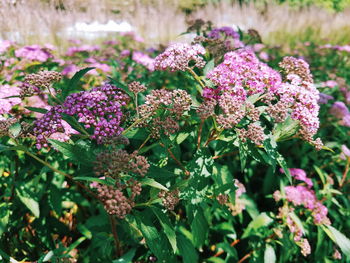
top-left (0, 84), bottom-right (21, 114)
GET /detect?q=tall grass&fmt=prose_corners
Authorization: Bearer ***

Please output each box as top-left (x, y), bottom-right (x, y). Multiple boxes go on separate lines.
top-left (0, 0), bottom-right (349, 50)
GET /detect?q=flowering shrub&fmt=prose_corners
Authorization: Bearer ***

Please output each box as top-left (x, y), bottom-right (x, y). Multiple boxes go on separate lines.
top-left (0, 25), bottom-right (350, 263)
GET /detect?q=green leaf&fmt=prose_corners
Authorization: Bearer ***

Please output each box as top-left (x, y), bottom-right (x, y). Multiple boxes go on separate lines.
top-left (16, 189), bottom-right (40, 217)
top-left (8, 122), bottom-right (21, 138)
top-left (242, 212), bottom-right (273, 238)
top-left (324, 225), bottom-right (350, 258)
top-left (238, 140), bottom-right (248, 171)
top-left (140, 178), bottom-right (168, 191)
top-left (62, 67), bottom-right (95, 98)
top-left (25, 106), bottom-right (48, 114)
top-left (191, 207), bottom-right (208, 248)
top-left (135, 211), bottom-right (173, 261)
top-left (113, 248), bottom-right (136, 263)
top-left (49, 185), bottom-right (62, 214)
top-left (176, 132), bottom-right (189, 145)
top-left (77, 224), bottom-right (92, 239)
top-left (276, 153), bottom-right (292, 184)
top-left (48, 139), bottom-right (94, 164)
top-left (264, 245), bottom-right (276, 263)
top-left (0, 203), bottom-right (10, 236)
top-left (177, 234), bottom-right (198, 263)
top-left (273, 116), bottom-right (299, 142)
top-left (203, 59), bottom-right (215, 76)
top-left (151, 207), bottom-right (177, 253)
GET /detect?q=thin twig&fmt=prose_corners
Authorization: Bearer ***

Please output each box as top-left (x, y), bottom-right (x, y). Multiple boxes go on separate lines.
top-left (340, 158), bottom-right (349, 187)
top-left (213, 239), bottom-right (240, 257)
top-left (138, 134), bottom-right (151, 151)
top-left (159, 143), bottom-right (190, 176)
top-left (186, 67), bottom-right (206, 89)
top-left (24, 150), bottom-right (99, 200)
top-left (109, 215), bottom-right (122, 258)
top-left (197, 119), bottom-right (204, 150)
top-left (212, 151), bottom-right (238, 160)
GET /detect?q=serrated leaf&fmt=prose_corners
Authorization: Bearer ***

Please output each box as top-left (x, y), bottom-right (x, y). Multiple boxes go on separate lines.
top-left (113, 248), bottom-right (136, 263)
top-left (49, 185), bottom-right (62, 214)
top-left (242, 212), bottom-right (273, 238)
top-left (16, 189), bottom-right (40, 217)
top-left (48, 139), bottom-right (94, 164)
top-left (140, 178), bottom-right (168, 191)
top-left (62, 67), bottom-right (95, 98)
top-left (324, 225), bottom-right (350, 258)
top-left (0, 203), bottom-right (10, 236)
top-left (151, 207), bottom-right (177, 253)
top-left (203, 59), bottom-right (215, 76)
top-left (191, 207), bottom-right (208, 248)
top-left (8, 122), bottom-right (21, 138)
top-left (177, 234), bottom-right (198, 263)
top-left (264, 245), bottom-right (276, 263)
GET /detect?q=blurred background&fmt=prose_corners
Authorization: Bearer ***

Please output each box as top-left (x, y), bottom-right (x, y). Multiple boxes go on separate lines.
top-left (1, 0), bottom-right (350, 52)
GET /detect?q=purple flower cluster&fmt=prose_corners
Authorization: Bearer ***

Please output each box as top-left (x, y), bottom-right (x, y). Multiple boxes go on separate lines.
top-left (207, 26), bottom-right (244, 49)
top-left (330, 101), bottom-right (350, 127)
top-left (132, 51), bottom-right (155, 71)
top-left (15, 45), bottom-right (54, 62)
top-left (33, 83), bottom-right (129, 148)
top-left (154, 43), bottom-right (206, 72)
top-left (63, 83), bottom-right (129, 143)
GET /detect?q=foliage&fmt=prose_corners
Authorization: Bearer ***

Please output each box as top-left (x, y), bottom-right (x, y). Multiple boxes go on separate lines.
top-left (0, 23), bottom-right (350, 263)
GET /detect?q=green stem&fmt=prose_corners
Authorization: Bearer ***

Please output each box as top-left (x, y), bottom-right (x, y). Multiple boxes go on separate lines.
top-left (24, 150), bottom-right (99, 200)
top-left (186, 67), bottom-right (206, 89)
top-left (122, 114), bottom-right (151, 135)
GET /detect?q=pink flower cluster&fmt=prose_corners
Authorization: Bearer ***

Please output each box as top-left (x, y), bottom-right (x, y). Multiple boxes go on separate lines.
top-left (274, 182), bottom-right (330, 225)
top-left (330, 101), bottom-right (350, 127)
top-left (15, 45), bottom-right (54, 62)
top-left (154, 43), bottom-right (206, 71)
top-left (132, 51), bottom-right (155, 71)
top-left (207, 26), bottom-right (244, 49)
top-left (280, 168), bottom-right (313, 188)
top-left (0, 84), bottom-right (21, 115)
top-left (206, 48), bottom-right (281, 99)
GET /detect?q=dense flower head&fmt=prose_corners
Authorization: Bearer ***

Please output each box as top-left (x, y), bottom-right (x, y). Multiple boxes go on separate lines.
top-left (318, 93), bottom-right (334, 104)
top-left (132, 51), bottom-right (155, 71)
top-left (207, 48), bottom-right (282, 100)
top-left (280, 168), bottom-right (313, 188)
top-left (0, 84), bottom-right (21, 114)
top-left (158, 189), bottom-right (180, 211)
top-left (0, 118), bottom-right (17, 137)
top-left (0, 40), bottom-right (13, 54)
top-left (154, 43), bottom-right (206, 72)
top-left (24, 70), bottom-right (62, 90)
top-left (63, 83), bottom-right (129, 143)
top-left (94, 149), bottom-right (149, 178)
top-left (330, 101), bottom-right (350, 127)
top-left (128, 81), bottom-right (147, 93)
top-left (33, 105), bottom-right (64, 149)
top-left (33, 83), bottom-right (129, 147)
top-left (138, 89), bottom-right (192, 137)
top-left (207, 26), bottom-right (244, 49)
top-left (275, 185), bottom-right (330, 225)
top-left (15, 45), bottom-right (53, 62)
top-left (279, 56), bottom-right (313, 83)
top-left (95, 179), bottom-right (141, 219)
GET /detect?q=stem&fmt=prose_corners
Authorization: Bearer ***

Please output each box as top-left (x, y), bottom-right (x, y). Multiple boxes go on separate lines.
top-left (138, 134), bottom-right (151, 151)
top-left (134, 92), bottom-right (139, 119)
top-left (213, 239), bottom-right (240, 257)
top-left (24, 151), bottom-right (99, 200)
top-left (109, 215), bottom-right (122, 257)
top-left (212, 151), bottom-right (238, 160)
top-left (159, 143), bottom-right (190, 176)
top-left (122, 114), bottom-right (151, 135)
top-left (340, 157), bottom-right (350, 187)
top-left (186, 67), bottom-right (206, 89)
top-left (197, 119), bottom-right (204, 150)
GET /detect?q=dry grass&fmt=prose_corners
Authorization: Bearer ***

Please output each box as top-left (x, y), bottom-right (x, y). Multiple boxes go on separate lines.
top-left (0, 0), bottom-right (350, 50)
